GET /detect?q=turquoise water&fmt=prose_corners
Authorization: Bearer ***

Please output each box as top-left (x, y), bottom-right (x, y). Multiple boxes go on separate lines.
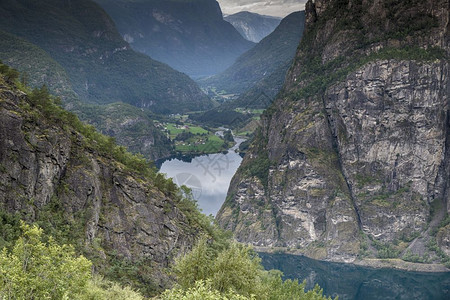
top-left (259, 253), bottom-right (450, 300)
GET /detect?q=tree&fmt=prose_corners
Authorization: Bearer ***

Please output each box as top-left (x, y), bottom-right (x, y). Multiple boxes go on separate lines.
top-left (161, 280), bottom-right (252, 300)
top-left (167, 238), bottom-right (335, 300)
top-left (0, 222), bottom-right (91, 299)
top-left (0, 222), bottom-right (144, 300)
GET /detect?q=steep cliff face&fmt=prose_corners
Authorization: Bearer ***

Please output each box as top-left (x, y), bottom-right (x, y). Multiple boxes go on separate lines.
top-left (224, 11), bottom-right (281, 43)
top-left (217, 0), bottom-right (450, 263)
top-left (0, 72), bottom-right (205, 292)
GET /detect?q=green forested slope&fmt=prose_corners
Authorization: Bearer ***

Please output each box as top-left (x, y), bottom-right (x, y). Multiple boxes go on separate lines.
top-left (201, 11), bottom-right (305, 95)
top-left (0, 30), bottom-right (76, 100)
top-left (0, 0), bottom-right (212, 114)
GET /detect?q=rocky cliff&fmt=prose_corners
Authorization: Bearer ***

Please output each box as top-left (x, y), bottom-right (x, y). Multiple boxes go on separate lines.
top-left (217, 0), bottom-right (450, 265)
top-left (0, 67), bottom-right (210, 294)
top-left (224, 11), bottom-right (281, 43)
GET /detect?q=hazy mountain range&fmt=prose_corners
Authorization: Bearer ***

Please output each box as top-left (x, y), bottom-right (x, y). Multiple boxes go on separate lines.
top-left (224, 11), bottom-right (281, 43)
top-left (93, 0), bottom-right (255, 77)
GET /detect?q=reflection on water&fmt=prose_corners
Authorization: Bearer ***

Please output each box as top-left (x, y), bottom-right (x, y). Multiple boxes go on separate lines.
top-left (158, 138), bottom-right (245, 216)
top-left (259, 253), bottom-right (450, 300)
top-left (157, 140), bottom-right (450, 300)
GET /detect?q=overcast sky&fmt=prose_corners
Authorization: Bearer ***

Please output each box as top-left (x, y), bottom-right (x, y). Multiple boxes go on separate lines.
top-left (217, 0), bottom-right (307, 18)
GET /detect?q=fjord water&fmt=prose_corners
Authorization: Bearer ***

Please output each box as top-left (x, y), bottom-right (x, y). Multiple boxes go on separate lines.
top-left (260, 253), bottom-right (450, 300)
top-left (159, 139), bottom-right (450, 299)
top-left (159, 138), bottom-right (245, 216)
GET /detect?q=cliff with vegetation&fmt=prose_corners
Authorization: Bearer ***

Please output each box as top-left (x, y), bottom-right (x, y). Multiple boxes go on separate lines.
top-left (217, 0), bottom-right (450, 267)
top-left (0, 64), bottom-right (217, 295)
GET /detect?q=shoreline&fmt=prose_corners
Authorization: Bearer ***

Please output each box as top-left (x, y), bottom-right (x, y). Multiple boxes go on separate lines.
top-left (254, 247), bottom-right (450, 273)
top-left (155, 135), bottom-right (246, 169)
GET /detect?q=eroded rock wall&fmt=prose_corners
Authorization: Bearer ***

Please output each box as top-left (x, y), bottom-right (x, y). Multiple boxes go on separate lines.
top-left (217, 0), bottom-right (449, 262)
top-left (0, 79), bottom-right (196, 285)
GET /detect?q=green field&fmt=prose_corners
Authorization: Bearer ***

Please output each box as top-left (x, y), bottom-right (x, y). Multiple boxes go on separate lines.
top-left (165, 123), bottom-right (208, 138)
top-left (175, 135), bottom-right (226, 153)
top-left (163, 122), bottom-right (230, 154)
top-left (235, 108), bottom-right (265, 114)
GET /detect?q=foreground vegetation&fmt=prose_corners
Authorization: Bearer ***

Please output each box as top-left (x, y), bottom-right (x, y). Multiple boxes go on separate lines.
top-left (0, 223), bottom-right (334, 300)
top-left (0, 223), bottom-right (143, 300)
top-left (161, 238), bottom-right (334, 300)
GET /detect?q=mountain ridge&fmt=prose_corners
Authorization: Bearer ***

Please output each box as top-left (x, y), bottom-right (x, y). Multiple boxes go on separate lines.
top-left (201, 11), bottom-right (305, 99)
top-left (224, 11), bottom-right (281, 43)
top-left (93, 0), bottom-right (255, 76)
top-left (0, 0), bottom-right (212, 114)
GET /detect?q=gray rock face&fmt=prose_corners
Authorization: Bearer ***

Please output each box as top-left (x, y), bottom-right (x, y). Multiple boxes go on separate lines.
top-left (224, 11), bottom-right (281, 43)
top-left (325, 60), bottom-right (448, 242)
top-left (0, 79), bottom-right (196, 286)
top-left (217, 0), bottom-right (450, 263)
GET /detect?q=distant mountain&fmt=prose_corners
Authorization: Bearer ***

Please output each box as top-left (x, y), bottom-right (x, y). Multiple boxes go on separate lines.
top-left (224, 11), bottom-right (281, 43)
top-left (0, 0), bottom-right (212, 114)
top-left (201, 11), bottom-right (306, 98)
top-left (0, 30), bottom-right (175, 161)
top-left (0, 30), bottom-right (77, 101)
top-left (93, 0), bottom-right (255, 77)
top-left (230, 60), bottom-right (291, 109)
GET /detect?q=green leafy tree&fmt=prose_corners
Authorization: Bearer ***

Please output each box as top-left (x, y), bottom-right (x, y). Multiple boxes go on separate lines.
top-left (0, 222), bottom-right (144, 300)
top-left (167, 238), bottom-right (335, 300)
top-left (161, 280), bottom-right (252, 300)
top-left (0, 222), bottom-right (91, 299)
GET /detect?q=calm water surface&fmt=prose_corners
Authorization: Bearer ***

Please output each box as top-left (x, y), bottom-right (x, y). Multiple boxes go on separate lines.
top-left (159, 139), bottom-right (450, 299)
top-left (260, 253), bottom-right (450, 300)
top-left (159, 138), bottom-right (244, 216)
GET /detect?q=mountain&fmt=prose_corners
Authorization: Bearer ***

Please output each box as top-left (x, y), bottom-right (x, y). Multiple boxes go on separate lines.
top-left (217, 0), bottom-right (450, 267)
top-left (201, 11), bottom-right (305, 97)
top-left (71, 102), bottom-right (175, 161)
top-left (93, 0), bottom-right (255, 77)
top-left (0, 31), bottom-right (174, 161)
top-left (0, 0), bottom-right (212, 114)
top-left (224, 11), bottom-right (281, 43)
top-left (0, 64), bottom-right (215, 295)
top-left (191, 11), bottom-right (305, 127)
top-left (0, 30), bottom-right (77, 101)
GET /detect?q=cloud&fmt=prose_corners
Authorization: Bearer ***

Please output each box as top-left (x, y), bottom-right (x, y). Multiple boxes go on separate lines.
top-left (217, 0), bottom-right (307, 17)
